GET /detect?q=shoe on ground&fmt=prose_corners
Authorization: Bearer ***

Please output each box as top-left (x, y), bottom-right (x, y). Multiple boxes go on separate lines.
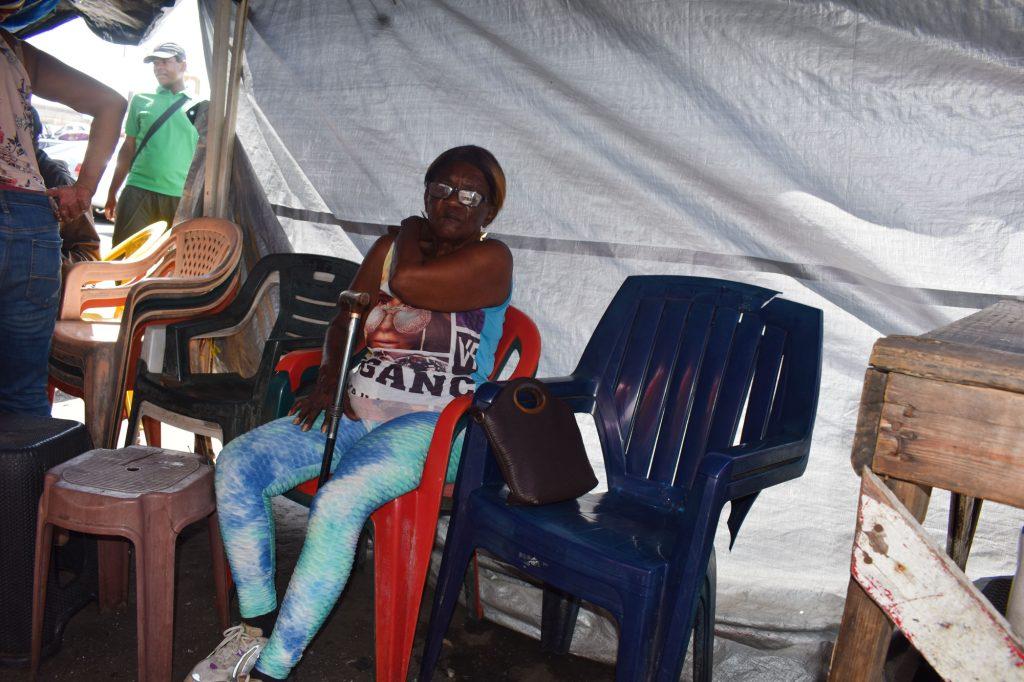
top-left (187, 624), bottom-right (267, 682)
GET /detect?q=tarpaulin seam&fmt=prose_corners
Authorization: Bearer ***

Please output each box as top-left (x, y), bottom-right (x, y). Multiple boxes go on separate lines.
top-left (269, 203), bottom-right (1016, 310)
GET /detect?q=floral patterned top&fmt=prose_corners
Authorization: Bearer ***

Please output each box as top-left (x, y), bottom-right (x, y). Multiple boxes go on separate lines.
top-left (0, 31), bottom-right (44, 191)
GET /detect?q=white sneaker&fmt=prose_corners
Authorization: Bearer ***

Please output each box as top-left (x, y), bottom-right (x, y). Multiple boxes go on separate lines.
top-left (187, 624), bottom-right (267, 682)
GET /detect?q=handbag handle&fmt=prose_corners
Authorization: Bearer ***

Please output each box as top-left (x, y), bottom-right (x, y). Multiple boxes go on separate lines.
top-left (512, 382), bottom-right (547, 414)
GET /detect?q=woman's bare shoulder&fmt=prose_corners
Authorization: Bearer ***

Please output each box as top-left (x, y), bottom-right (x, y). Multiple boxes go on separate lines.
top-left (367, 232), bottom-right (396, 259)
top-left (477, 236), bottom-right (513, 266)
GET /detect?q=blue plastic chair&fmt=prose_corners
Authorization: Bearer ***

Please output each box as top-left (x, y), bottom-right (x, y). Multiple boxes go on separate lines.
top-left (418, 276), bottom-right (822, 682)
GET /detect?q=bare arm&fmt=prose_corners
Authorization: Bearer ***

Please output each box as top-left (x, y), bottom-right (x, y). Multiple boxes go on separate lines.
top-left (19, 38), bottom-right (126, 219)
top-left (389, 217), bottom-right (513, 311)
top-left (104, 136), bottom-right (136, 220)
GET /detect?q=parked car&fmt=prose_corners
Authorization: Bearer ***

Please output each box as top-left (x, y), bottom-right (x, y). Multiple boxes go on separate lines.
top-left (51, 122), bottom-right (90, 141)
top-left (42, 138), bottom-right (123, 219)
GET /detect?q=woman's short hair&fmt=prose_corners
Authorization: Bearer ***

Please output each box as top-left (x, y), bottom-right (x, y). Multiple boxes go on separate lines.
top-left (425, 146), bottom-right (506, 214)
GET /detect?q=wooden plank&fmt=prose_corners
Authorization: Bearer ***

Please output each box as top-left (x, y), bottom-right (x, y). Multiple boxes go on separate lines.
top-left (870, 336), bottom-right (1024, 395)
top-left (851, 469), bottom-right (1024, 681)
top-left (850, 368), bottom-right (888, 473)
top-left (829, 477), bottom-right (932, 682)
top-left (873, 373), bottom-right (1024, 508)
top-left (870, 302), bottom-right (1024, 393)
top-left (924, 300), bottom-right (1024, 355)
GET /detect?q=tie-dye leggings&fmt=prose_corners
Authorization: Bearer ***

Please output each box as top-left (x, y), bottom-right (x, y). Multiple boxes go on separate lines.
top-left (215, 411), bottom-right (449, 679)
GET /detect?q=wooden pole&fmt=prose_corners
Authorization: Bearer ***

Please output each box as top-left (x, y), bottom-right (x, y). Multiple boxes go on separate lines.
top-left (203, 0), bottom-right (231, 217)
top-left (829, 477), bottom-right (931, 681)
top-left (214, 0), bottom-right (249, 218)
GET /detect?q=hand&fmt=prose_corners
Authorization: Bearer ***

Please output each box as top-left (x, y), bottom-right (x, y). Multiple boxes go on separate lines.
top-left (288, 374), bottom-right (337, 432)
top-left (400, 214), bottom-right (432, 250)
top-left (400, 215), bottom-right (428, 241)
top-left (104, 194), bottom-right (117, 222)
top-left (400, 214), bottom-right (428, 232)
top-left (46, 182), bottom-right (93, 223)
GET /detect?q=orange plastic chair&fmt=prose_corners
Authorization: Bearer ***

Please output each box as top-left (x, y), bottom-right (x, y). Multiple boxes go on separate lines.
top-left (78, 221), bottom-right (169, 323)
top-left (275, 306), bottom-right (541, 682)
top-left (48, 218), bottom-right (243, 449)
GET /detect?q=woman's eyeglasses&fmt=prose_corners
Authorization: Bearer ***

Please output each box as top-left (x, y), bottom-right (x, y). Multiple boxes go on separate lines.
top-left (426, 181), bottom-right (486, 208)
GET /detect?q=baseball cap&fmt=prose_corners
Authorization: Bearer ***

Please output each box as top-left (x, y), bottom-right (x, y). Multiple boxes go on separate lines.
top-left (143, 42), bottom-right (186, 63)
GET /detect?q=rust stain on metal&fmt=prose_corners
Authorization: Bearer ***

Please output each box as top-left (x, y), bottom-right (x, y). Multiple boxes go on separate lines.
top-left (862, 551), bottom-right (873, 565)
top-left (896, 562), bottom-right (906, 573)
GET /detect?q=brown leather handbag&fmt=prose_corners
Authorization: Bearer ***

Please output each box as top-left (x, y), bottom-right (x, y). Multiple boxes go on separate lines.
top-left (470, 377), bottom-right (598, 505)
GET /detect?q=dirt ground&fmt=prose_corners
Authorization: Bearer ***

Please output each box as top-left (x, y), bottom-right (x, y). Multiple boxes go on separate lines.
top-left (5, 496), bottom-right (616, 681)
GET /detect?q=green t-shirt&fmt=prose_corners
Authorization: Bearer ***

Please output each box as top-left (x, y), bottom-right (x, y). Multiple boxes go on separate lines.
top-left (124, 87), bottom-right (199, 198)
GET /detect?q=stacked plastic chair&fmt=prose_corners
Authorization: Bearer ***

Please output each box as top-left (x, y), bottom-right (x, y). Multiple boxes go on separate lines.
top-left (48, 218), bottom-right (243, 449)
top-left (277, 306), bottom-right (541, 682)
top-left (420, 276), bottom-right (823, 682)
top-left (102, 220), bottom-right (168, 263)
top-left (124, 253), bottom-right (360, 446)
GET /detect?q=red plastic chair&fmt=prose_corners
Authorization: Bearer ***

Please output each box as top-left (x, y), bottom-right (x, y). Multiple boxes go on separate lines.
top-left (275, 306), bottom-right (540, 682)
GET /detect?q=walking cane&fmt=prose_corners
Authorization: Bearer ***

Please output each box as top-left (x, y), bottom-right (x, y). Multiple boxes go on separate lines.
top-left (316, 289), bottom-right (371, 490)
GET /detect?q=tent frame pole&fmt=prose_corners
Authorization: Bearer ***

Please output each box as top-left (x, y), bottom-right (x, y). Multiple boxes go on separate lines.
top-left (214, 0), bottom-right (249, 218)
top-left (203, 0), bottom-right (231, 217)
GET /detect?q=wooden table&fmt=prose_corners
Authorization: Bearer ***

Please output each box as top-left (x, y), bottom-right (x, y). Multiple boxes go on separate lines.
top-left (828, 300), bottom-right (1024, 680)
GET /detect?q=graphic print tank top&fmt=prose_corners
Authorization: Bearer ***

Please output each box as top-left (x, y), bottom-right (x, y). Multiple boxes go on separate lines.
top-left (348, 244), bottom-right (510, 423)
top-left (0, 32), bottom-right (44, 191)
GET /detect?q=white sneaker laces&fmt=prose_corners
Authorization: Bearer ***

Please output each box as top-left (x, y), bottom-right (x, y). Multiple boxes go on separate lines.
top-left (189, 624), bottom-right (265, 682)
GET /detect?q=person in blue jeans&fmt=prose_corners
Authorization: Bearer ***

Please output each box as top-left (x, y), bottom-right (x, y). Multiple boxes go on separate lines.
top-left (0, 16), bottom-right (125, 416)
top-left (188, 146), bottom-right (513, 682)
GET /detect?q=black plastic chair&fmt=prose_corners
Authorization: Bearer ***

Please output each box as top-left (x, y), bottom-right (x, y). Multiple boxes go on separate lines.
top-left (125, 253), bottom-right (359, 446)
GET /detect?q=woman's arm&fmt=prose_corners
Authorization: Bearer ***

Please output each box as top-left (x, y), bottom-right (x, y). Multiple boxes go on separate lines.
top-left (389, 217), bottom-right (513, 311)
top-left (288, 235), bottom-right (394, 431)
top-left (19, 39), bottom-right (126, 220)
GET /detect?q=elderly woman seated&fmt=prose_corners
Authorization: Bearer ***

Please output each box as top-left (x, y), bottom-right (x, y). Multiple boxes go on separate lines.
top-left (188, 146), bottom-right (513, 682)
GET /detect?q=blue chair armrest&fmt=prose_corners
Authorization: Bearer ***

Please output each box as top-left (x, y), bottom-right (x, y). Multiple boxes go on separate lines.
top-left (709, 432), bottom-right (812, 499)
top-left (536, 375), bottom-right (598, 413)
top-left (692, 431), bottom-right (812, 549)
top-left (472, 375), bottom-right (595, 411)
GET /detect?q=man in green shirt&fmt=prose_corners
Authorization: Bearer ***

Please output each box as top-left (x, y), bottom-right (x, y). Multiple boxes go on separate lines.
top-left (105, 42), bottom-right (199, 244)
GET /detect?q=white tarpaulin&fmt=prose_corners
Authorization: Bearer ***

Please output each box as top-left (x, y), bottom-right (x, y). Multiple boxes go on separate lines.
top-left (208, 0), bottom-right (1024, 677)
